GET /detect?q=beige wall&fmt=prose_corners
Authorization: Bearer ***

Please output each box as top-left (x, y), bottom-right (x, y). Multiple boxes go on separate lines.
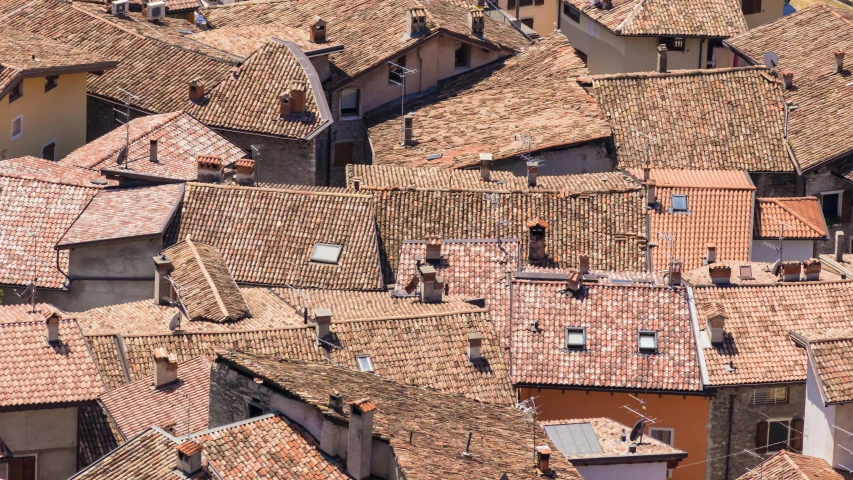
top-left (0, 407), bottom-right (79, 480)
top-left (0, 73), bottom-right (88, 161)
top-left (496, 0), bottom-right (559, 37)
top-left (744, 0), bottom-right (784, 29)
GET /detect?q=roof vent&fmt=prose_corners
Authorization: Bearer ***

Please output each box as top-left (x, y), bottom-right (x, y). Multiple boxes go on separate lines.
top-left (781, 261), bottom-right (802, 282)
top-left (407, 8), bottom-right (427, 38)
top-left (45, 308), bottom-right (61, 345)
top-left (468, 9), bottom-right (484, 36)
top-left (646, 179), bottom-right (656, 207)
top-left (145, 1), bottom-right (165, 21)
top-left (153, 348), bottom-right (178, 388)
top-left (657, 44), bottom-right (667, 73)
top-left (176, 441), bottom-right (203, 476)
top-left (111, 0), bottom-right (129, 16)
top-left (314, 308), bottom-right (333, 340)
top-left (189, 79), bottom-right (205, 102)
top-left (310, 16), bottom-right (327, 43)
top-left (403, 114), bottom-right (413, 146)
top-left (468, 332), bottom-right (483, 362)
top-left (835, 49), bottom-right (845, 74)
top-left (709, 264), bottom-right (731, 285)
top-left (836, 231), bottom-right (846, 262)
top-left (804, 258), bottom-right (821, 281)
top-left (579, 254), bottom-right (590, 274)
top-left (479, 153), bottom-right (493, 181)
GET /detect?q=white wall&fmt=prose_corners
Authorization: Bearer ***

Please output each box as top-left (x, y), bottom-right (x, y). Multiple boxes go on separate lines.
top-left (804, 364), bottom-right (837, 466)
top-left (833, 403), bottom-right (853, 471)
top-left (575, 461), bottom-right (669, 480)
top-left (750, 239), bottom-right (814, 263)
top-left (0, 407), bottom-right (79, 480)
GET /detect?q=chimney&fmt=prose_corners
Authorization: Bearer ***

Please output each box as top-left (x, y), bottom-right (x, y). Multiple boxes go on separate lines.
top-left (479, 153), bottom-right (493, 181)
top-left (189, 79), bottom-right (205, 102)
top-left (310, 16), bottom-right (327, 43)
top-left (600, 0), bottom-right (613, 8)
top-left (153, 347), bottom-right (178, 387)
top-left (668, 260), bottom-right (682, 286)
top-left (197, 155), bottom-right (223, 183)
top-left (629, 443), bottom-right (638, 454)
top-left (804, 258), bottom-right (821, 281)
top-left (314, 308), bottom-right (333, 339)
top-left (467, 332), bottom-right (483, 362)
top-left (566, 269), bottom-right (581, 292)
top-left (468, 8), bottom-right (484, 36)
top-left (709, 264), bottom-right (731, 285)
top-left (536, 445), bottom-right (552, 475)
top-left (527, 218), bottom-right (548, 263)
top-left (657, 44), bottom-right (668, 73)
top-left (705, 243), bottom-right (717, 264)
top-left (289, 81), bottom-right (306, 114)
top-left (527, 160), bottom-right (539, 187)
top-left (45, 309), bottom-right (60, 345)
top-left (149, 135), bottom-right (159, 163)
top-left (403, 114), bottom-right (413, 145)
top-left (347, 399), bottom-right (376, 480)
top-left (153, 254), bottom-right (174, 305)
top-left (176, 441), bottom-right (203, 476)
top-left (706, 305), bottom-right (726, 345)
top-left (642, 163), bottom-right (651, 182)
top-left (406, 8), bottom-right (427, 38)
top-left (279, 93), bottom-right (292, 117)
top-left (835, 49), bottom-right (845, 74)
top-left (836, 231), bottom-right (846, 262)
top-left (782, 71), bottom-right (794, 89)
top-left (235, 159), bottom-right (255, 186)
top-left (418, 264), bottom-right (444, 303)
top-left (230, 66), bottom-right (240, 81)
top-left (329, 391), bottom-right (344, 412)
top-left (579, 254), bottom-right (590, 274)
top-left (646, 179), bottom-right (656, 207)
top-left (425, 235), bottom-right (442, 262)
top-left (352, 176), bottom-right (361, 192)
top-left (781, 261), bottom-right (802, 282)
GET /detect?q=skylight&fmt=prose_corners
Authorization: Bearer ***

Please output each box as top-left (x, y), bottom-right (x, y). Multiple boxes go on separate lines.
top-left (310, 243), bottom-right (343, 264)
top-left (671, 194), bottom-right (688, 212)
top-left (356, 354), bottom-right (374, 373)
top-left (565, 327), bottom-right (586, 350)
top-left (739, 265), bottom-right (754, 280)
top-left (638, 330), bottom-right (658, 353)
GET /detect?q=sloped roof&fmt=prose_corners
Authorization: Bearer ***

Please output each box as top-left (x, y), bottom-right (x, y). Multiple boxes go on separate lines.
top-left (564, 0), bottom-right (747, 37)
top-left (190, 23), bottom-right (343, 58)
top-left (78, 403), bottom-right (124, 468)
top-left (61, 111), bottom-right (246, 182)
top-left (737, 450), bottom-right (845, 480)
top-left (271, 288), bottom-right (480, 319)
top-left (542, 417), bottom-right (686, 462)
top-left (511, 281), bottom-right (701, 391)
top-left (367, 32), bottom-right (610, 168)
top-left (216, 351), bottom-right (583, 479)
top-left (793, 329), bottom-right (853, 405)
top-left (593, 67), bottom-right (791, 172)
top-left (755, 197), bottom-right (828, 239)
top-left (684, 260), bottom-right (842, 286)
top-left (727, 5), bottom-right (853, 173)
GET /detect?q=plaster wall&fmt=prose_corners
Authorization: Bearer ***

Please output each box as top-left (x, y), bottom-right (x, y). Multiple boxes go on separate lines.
top-left (803, 365), bottom-right (837, 467)
top-left (575, 462), bottom-right (669, 480)
top-left (743, 0), bottom-right (784, 29)
top-left (0, 407), bottom-right (79, 480)
top-left (750, 239), bottom-right (814, 263)
top-left (496, 0), bottom-right (559, 37)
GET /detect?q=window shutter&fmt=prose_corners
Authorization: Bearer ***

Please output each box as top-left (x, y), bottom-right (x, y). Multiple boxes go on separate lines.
top-left (790, 419), bottom-right (804, 452)
top-left (756, 420), bottom-right (769, 453)
top-left (842, 191), bottom-right (852, 223)
top-left (507, 0), bottom-right (516, 9)
top-left (535, 0), bottom-right (545, 5)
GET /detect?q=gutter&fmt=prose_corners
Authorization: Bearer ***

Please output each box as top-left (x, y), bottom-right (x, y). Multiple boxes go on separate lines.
top-left (686, 286), bottom-right (710, 387)
top-left (567, 452), bottom-right (687, 466)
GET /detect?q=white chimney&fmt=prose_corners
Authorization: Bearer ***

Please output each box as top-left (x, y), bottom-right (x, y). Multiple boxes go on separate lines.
top-left (706, 306), bottom-right (726, 345)
top-left (835, 49), bottom-right (845, 74)
top-left (176, 441), bottom-right (203, 476)
top-left (836, 231), bottom-right (846, 262)
top-left (347, 399), bottom-right (376, 480)
top-left (781, 261), bottom-right (802, 282)
top-left (153, 254), bottom-right (174, 305)
top-left (468, 332), bottom-right (483, 361)
top-left (425, 235), bottom-right (441, 262)
top-left (527, 160), bottom-right (539, 187)
top-left (418, 264), bottom-right (444, 303)
top-left (153, 348), bottom-right (178, 387)
top-left (657, 44), bottom-right (667, 73)
top-left (479, 153), bottom-right (493, 181)
top-left (314, 308), bottom-right (333, 339)
top-left (45, 309), bottom-right (61, 345)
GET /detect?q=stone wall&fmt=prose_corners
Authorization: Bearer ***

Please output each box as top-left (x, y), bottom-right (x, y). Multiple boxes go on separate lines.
top-left (215, 129), bottom-right (319, 186)
top-left (86, 96), bottom-right (148, 143)
top-left (208, 360), bottom-right (273, 429)
top-left (749, 172), bottom-right (802, 198)
top-left (707, 383), bottom-right (805, 480)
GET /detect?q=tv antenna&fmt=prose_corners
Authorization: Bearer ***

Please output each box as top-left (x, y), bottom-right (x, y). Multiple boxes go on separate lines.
top-left (515, 396), bottom-right (541, 465)
top-left (622, 355), bottom-right (658, 445)
top-left (387, 60), bottom-right (418, 146)
top-left (114, 87), bottom-right (141, 170)
top-left (15, 229), bottom-right (40, 312)
top-left (179, 391), bottom-right (191, 437)
top-left (656, 232), bottom-right (680, 263)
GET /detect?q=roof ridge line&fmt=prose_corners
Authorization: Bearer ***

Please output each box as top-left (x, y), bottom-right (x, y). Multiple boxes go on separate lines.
top-left (69, 2), bottom-right (147, 41)
top-left (654, 183), bottom-right (756, 190)
top-left (592, 65), bottom-right (768, 82)
top-left (187, 413), bottom-right (277, 440)
top-left (335, 308), bottom-right (488, 324)
top-left (104, 323), bottom-right (314, 338)
top-left (186, 181), bottom-right (370, 198)
top-left (763, 198), bottom-right (826, 237)
top-left (0, 169), bottom-right (102, 189)
top-left (185, 235), bottom-right (230, 319)
top-left (614, 0), bottom-right (646, 34)
top-left (81, 112), bottom-right (184, 169)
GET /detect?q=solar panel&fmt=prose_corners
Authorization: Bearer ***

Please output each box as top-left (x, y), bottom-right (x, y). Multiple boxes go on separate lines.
top-left (543, 423), bottom-right (603, 457)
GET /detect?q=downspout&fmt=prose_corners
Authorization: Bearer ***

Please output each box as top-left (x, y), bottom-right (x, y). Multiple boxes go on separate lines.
top-left (698, 38), bottom-right (706, 69)
top-left (724, 393), bottom-right (736, 480)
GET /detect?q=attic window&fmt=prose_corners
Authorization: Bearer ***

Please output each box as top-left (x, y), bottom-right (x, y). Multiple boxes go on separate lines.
top-left (739, 265), bottom-right (754, 280)
top-left (356, 354), bottom-right (374, 372)
top-left (565, 327), bottom-right (586, 350)
top-left (670, 194), bottom-right (689, 213)
top-left (638, 330), bottom-right (659, 353)
top-left (660, 37), bottom-right (685, 52)
top-left (310, 243), bottom-right (343, 264)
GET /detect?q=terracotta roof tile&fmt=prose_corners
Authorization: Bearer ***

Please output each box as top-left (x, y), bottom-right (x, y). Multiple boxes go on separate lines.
top-left (756, 197), bottom-right (828, 239)
top-left (77, 402), bottom-right (124, 468)
top-left (792, 329), bottom-right (853, 405)
top-left (271, 288), bottom-right (479, 319)
top-left (366, 32), bottom-right (610, 168)
top-left (738, 450), bottom-right (845, 480)
top-left (593, 67), bottom-right (791, 172)
top-left (684, 260), bottom-right (842, 285)
top-left (564, 0), bottom-right (747, 36)
top-left (190, 23), bottom-right (342, 58)
top-left (541, 417), bottom-right (686, 460)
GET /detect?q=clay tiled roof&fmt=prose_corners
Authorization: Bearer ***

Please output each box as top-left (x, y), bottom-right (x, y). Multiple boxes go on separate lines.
top-left (101, 356), bottom-right (211, 438)
top-left (511, 281), bottom-right (701, 391)
top-left (162, 238), bottom-right (252, 323)
top-left (0, 158), bottom-right (103, 289)
top-left (792, 330), bottom-right (853, 405)
top-left (641, 169), bottom-right (756, 270)
top-left (200, 0), bottom-right (528, 89)
top-left (164, 0), bottom-right (199, 12)
top-left (593, 67), bottom-right (791, 172)
top-left (78, 402), bottom-right (124, 468)
top-left (738, 450), bottom-right (845, 480)
top-left (176, 183), bottom-right (383, 290)
top-left (61, 112), bottom-right (246, 182)
top-left (56, 183), bottom-right (184, 249)
top-left (0, 310), bottom-right (104, 406)
top-left (727, 5), bottom-right (853, 173)
top-left (216, 351), bottom-right (583, 479)
top-left (542, 417), bottom-right (686, 461)
top-left (694, 281), bottom-right (853, 386)
top-left (367, 32), bottom-right (609, 168)
top-left (684, 261), bottom-right (842, 286)
top-left (755, 197), bottom-right (827, 240)
top-left (190, 23), bottom-right (343, 58)
top-left (565, 0), bottom-right (747, 37)
top-left (272, 288), bottom-right (479, 319)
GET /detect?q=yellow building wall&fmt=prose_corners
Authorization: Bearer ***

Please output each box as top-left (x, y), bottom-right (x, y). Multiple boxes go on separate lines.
top-left (744, 0), bottom-right (784, 29)
top-left (519, 387), bottom-right (711, 480)
top-left (0, 72), bottom-right (88, 161)
top-left (497, 0), bottom-right (560, 37)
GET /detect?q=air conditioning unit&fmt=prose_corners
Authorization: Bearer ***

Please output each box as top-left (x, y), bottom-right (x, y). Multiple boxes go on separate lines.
top-left (146, 1), bottom-right (166, 20)
top-left (111, 0), bottom-right (129, 16)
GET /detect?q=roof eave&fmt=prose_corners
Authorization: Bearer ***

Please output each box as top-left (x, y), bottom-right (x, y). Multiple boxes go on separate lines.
top-left (566, 451), bottom-right (688, 466)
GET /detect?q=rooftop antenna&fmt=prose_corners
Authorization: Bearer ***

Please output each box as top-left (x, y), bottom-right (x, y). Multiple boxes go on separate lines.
top-left (656, 232), bottom-right (680, 263)
top-left (15, 229), bottom-right (40, 313)
top-left (760, 213), bottom-right (794, 266)
top-left (622, 354), bottom-right (658, 445)
top-left (461, 431), bottom-right (474, 457)
top-left (742, 448), bottom-right (764, 479)
top-left (387, 60), bottom-right (418, 146)
top-left (114, 87), bottom-right (141, 170)
top-left (179, 391), bottom-right (191, 437)
top-left (516, 396), bottom-right (542, 465)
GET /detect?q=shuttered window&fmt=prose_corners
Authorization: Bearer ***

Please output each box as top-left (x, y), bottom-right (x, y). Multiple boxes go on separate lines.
top-left (742, 0), bottom-right (762, 15)
top-left (748, 386), bottom-right (788, 405)
top-left (7, 456), bottom-right (36, 480)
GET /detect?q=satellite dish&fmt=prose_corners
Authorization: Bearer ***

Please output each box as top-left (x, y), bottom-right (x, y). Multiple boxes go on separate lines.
top-left (116, 147), bottom-right (128, 165)
top-left (629, 419), bottom-right (645, 442)
top-left (168, 311), bottom-right (182, 332)
top-left (771, 259), bottom-right (781, 275)
top-left (589, 0), bottom-right (600, 5)
top-left (763, 52), bottom-right (779, 69)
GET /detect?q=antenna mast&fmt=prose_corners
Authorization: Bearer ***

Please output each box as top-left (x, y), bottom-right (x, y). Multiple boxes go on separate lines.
top-left (114, 87), bottom-right (140, 170)
top-left (387, 60), bottom-right (418, 146)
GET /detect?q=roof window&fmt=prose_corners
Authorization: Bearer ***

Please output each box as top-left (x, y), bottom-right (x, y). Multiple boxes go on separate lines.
top-left (739, 265), bottom-right (754, 280)
top-left (638, 330), bottom-right (659, 353)
top-left (356, 354), bottom-right (374, 373)
top-left (310, 243), bottom-right (343, 264)
top-left (670, 194), bottom-right (689, 213)
top-left (564, 327), bottom-right (586, 350)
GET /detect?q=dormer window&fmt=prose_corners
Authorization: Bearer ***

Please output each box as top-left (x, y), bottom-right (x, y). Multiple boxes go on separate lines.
top-left (310, 243), bottom-right (343, 264)
top-left (638, 330), bottom-right (659, 353)
top-left (565, 327), bottom-right (586, 350)
top-left (356, 354), bottom-right (374, 372)
top-left (670, 194), bottom-right (689, 213)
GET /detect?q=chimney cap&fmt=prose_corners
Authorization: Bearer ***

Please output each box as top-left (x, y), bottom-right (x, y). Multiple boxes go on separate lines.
top-left (467, 332), bottom-right (484, 341)
top-left (348, 397), bottom-right (376, 413)
top-left (311, 15), bottom-right (326, 25)
top-left (527, 218), bottom-right (549, 229)
top-left (197, 155), bottom-right (223, 169)
top-left (479, 153), bottom-right (493, 162)
top-left (418, 264), bottom-right (437, 276)
top-left (153, 347), bottom-right (178, 363)
top-left (313, 308), bottom-right (333, 319)
top-left (176, 441), bottom-right (203, 456)
top-left (43, 307), bottom-right (60, 324)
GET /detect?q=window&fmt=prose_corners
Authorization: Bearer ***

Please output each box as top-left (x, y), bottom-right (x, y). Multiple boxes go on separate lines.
top-left (45, 75), bottom-right (58, 92)
top-left (638, 330), bottom-right (658, 353)
top-left (565, 327), bottom-right (586, 350)
top-left (742, 0), bottom-right (762, 15)
top-left (356, 354), bottom-right (374, 372)
top-left (660, 37), bottom-right (685, 52)
top-left (11, 115), bottom-right (22, 140)
top-left (9, 81), bottom-right (22, 103)
top-left (821, 191), bottom-right (842, 222)
top-left (334, 142), bottom-right (354, 168)
top-left (247, 401), bottom-right (263, 418)
top-left (519, 0), bottom-right (534, 6)
top-left (739, 265), bottom-right (754, 280)
top-left (389, 55), bottom-right (406, 84)
top-left (310, 243), bottom-right (343, 264)
top-left (671, 194), bottom-right (689, 213)
top-left (748, 386), bottom-right (788, 405)
top-left (520, 18), bottom-right (534, 29)
top-left (564, 3), bottom-right (581, 22)
top-left (454, 42), bottom-right (470, 68)
top-left (757, 418), bottom-right (802, 453)
top-left (340, 88), bottom-right (360, 117)
top-left (5, 455), bottom-right (36, 480)
top-left (42, 141), bottom-right (55, 161)
top-left (649, 427), bottom-right (674, 446)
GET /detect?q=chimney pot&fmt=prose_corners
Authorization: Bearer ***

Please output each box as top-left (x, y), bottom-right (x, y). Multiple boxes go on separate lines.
top-left (347, 399), bottom-right (376, 479)
top-left (288, 81), bottom-right (306, 114)
top-left (153, 254), bottom-right (174, 305)
top-left (329, 391), bottom-right (344, 412)
top-left (479, 153), bottom-right (493, 181)
top-left (468, 332), bottom-right (483, 361)
top-left (668, 260), bottom-right (682, 286)
top-left (149, 136), bottom-right (159, 163)
top-left (406, 8), bottom-right (427, 38)
top-left (153, 347), bottom-right (178, 387)
top-left (313, 308), bottom-right (333, 339)
top-left (835, 49), bottom-right (845, 74)
top-left (657, 44), bottom-right (668, 73)
top-left (468, 9), bottom-right (484, 36)
top-left (706, 243), bottom-right (717, 264)
top-left (527, 160), bottom-right (539, 187)
top-left (836, 231), bottom-right (846, 262)
top-left (176, 441), bottom-right (203, 476)
top-left (310, 16), bottom-right (327, 43)
top-left (403, 114), bottom-right (413, 145)
top-left (782, 71), bottom-right (794, 89)
top-left (197, 155), bottom-right (223, 183)
top-left (527, 218), bottom-right (548, 263)
top-left (579, 254), bottom-right (590, 274)
top-left (781, 261), bottom-right (802, 282)
top-left (804, 258), bottom-right (821, 281)
top-left (45, 309), bottom-right (60, 345)
top-left (536, 445), bottom-right (552, 475)
top-left (425, 235), bottom-right (442, 262)
top-left (709, 264), bottom-right (731, 285)
top-left (235, 159), bottom-right (255, 186)
top-left (646, 179), bottom-right (656, 207)
top-left (189, 79), bottom-right (205, 102)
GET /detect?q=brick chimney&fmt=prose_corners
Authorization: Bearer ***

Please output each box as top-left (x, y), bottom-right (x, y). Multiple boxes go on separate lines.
top-left (479, 153), bottom-right (493, 181)
top-left (804, 258), bottom-right (821, 281)
top-left (657, 44), bottom-right (667, 73)
top-left (646, 179), bottom-right (656, 207)
top-left (310, 16), bottom-right (327, 43)
top-left (709, 264), bottom-right (731, 285)
top-left (45, 308), bottom-right (60, 345)
top-left (781, 261), bottom-right (802, 282)
top-left (407, 8), bottom-right (427, 38)
top-left (468, 9), bottom-right (484, 36)
top-left (835, 49), bottom-right (845, 74)
top-left (153, 254), bottom-right (174, 305)
top-left (235, 159), bottom-right (255, 186)
top-left (536, 445), bottom-right (552, 475)
top-left (189, 79), bottom-right (205, 102)
top-left (705, 243), bottom-right (717, 264)
top-left (425, 235), bottom-right (442, 263)
top-left (527, 160), bottom-right (539, 187)
top-left (418, 264), bottom-right (444, 303)
top-left (149, 135), bottom-right (160, 163)
top-left (347, 398), bottom-right (376, 480)
top-left (153, 347), bottom-right (178, 387)
top-left (176, 441), bottom-right (203, 476)
top-left (706, 305), bottom-right (725, 345)
top-left (197, 155), bottom-right (223, 183)
top-left (668, 260), bottom-right (682, 286)
top-left (314, 308), bottom-right (333, 339)
top-left (836, 231), bottom-right (845, 262)
top-left (782, 71), bottom-right (794, 89)
top-left (279, 92), bottom-right (292, 117)
top-left (468, 332), bottom-right (483, 362)
top-left (527, 218), bottom-right (548, 263)
top-left (289, 81), bottom-right (306, 114)
top-left (566, 269), bottom-right (581, 292)
top-left (579, 254), bottom-right (590, 274)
